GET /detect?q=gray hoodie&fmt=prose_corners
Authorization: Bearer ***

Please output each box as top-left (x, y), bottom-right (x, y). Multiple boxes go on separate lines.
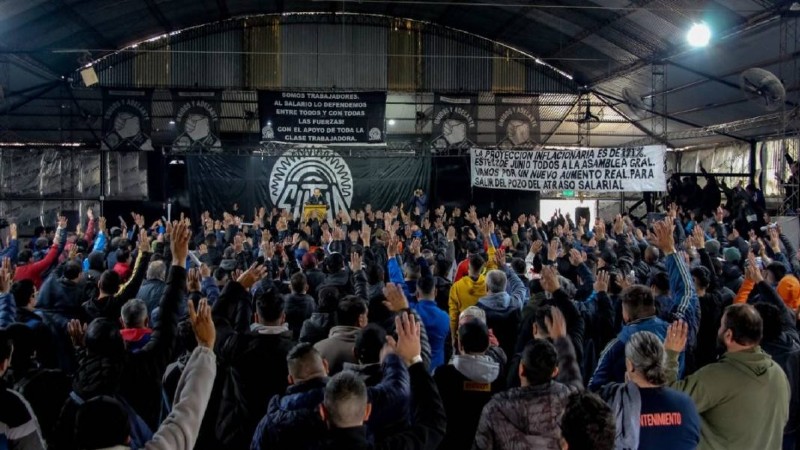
top-left (452, 354), bottom-right (500, 383)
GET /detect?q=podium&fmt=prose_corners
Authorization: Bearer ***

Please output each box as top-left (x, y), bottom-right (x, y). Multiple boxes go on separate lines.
top-left (303, 204), bottom-right (328, 222)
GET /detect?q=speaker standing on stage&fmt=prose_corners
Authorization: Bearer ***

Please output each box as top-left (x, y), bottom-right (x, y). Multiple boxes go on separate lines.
top-left (308, 188), bottom-right (327, 206)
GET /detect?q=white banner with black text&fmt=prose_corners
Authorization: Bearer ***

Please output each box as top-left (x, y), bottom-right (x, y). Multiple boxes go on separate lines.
top-left (470, 145), bottom-right (667, 192)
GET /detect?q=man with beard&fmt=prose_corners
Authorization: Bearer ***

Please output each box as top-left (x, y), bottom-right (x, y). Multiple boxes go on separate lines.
top-left (664, 305), bottom-right (790, 450)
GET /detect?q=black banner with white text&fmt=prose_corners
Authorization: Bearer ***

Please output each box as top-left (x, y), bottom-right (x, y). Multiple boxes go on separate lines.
top-left (186, 147), bottom-right (430, 220)
top-left (471, 146), bottom-right (667, 192)
top-left (258, 91), bottom-right (387, 144)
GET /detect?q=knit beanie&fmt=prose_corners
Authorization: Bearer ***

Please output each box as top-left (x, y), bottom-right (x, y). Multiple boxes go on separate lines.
top-left (777, 275), bottom-right (800, 311)
top-left (723, 247), bottom-right (741, 263)
top-left (704, 239), bottom-right (721, 258)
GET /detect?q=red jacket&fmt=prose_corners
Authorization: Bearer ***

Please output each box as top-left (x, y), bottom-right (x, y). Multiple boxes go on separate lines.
top-left (113, 261), bottom-right (132, 281)
top-left (14, 244), bottom-right (60, 289)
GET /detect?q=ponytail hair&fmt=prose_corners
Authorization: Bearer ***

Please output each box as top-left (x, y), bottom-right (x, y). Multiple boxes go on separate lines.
top-left (625, 331), bottom-right (667, 385)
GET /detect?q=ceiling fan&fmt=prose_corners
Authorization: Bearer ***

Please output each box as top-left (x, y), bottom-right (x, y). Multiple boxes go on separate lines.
top-left (740, 68), bottom-right (786, 111)
top-left (576, 95), bottom-right (602, 130)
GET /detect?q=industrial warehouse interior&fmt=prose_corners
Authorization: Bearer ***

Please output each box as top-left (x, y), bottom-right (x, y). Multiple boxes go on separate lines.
top-left (0, 1), bottom-right (799, 449)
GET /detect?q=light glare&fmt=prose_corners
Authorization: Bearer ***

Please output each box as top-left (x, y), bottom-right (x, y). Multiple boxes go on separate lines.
top-left (687, 22), bottom-right (711, 47)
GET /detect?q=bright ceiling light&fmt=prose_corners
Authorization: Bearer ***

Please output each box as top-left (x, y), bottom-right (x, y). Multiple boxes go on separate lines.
top-left (687, 22), bottom-right (711, 48)
top-left (388, 119), bottom-right (396, 126)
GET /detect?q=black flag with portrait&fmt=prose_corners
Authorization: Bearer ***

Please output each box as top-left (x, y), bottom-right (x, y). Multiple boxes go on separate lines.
top-left (170, 90), bottom-right (223, 152)
top-left (495, 95), bottom-right (540, 148)
top-left (431, 94), bottom-right (478, 151)
top-left (102, 89), bottom-right (154, 151)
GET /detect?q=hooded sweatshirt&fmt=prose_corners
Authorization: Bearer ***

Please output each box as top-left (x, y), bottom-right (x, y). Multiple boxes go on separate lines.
top-left (448, 245), bottom-right (497, 335)
top-left (666, 347), bottom-right (790, 450)
top-left (434, 354), bottom-right (503, 450)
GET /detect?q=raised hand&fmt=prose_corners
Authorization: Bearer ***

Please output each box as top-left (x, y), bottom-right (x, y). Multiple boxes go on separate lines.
top-left (187, 267), bottom-right (201, 292)
top-left (531, 240), bottom-right (543, 255)
top-left (261, 241), bottom-right (275, 259)
top-left (692, 225), bottom-right (705, 249)
top-left (664, 320), bottom-right (688, 353)
top-left (188, 298), bottom-right (216, 349)
top-left (540, 266), bottom-right (560, 293)
top-left (653, 218), bottom-right (675, 256)
top-left (547, 239), bottom-right (559, 262)
top-left (409, 238), bottom-right (422, 257)
top-left (67, 319), bottom-right (87, 348)
top-left (361, 223), bottom-right (371, 247)
top-left (387, 236), bottom-right (399, 258)
top-left (594, 270), bottom-right (610, 293)
top-left (768, 227), bottom-right (782, 252)
top-left (494, 247), bottom-right (506, 267)
top-left (615, 272), bottom-right (632, 290)
top-left (138, 229), bottom-right (151, 253)
top-left (9, 223), bottom-right (17, 240)
top-left (594, 219), bottom-right (606, 240)
top-left (350, 251), bottom-right (363, 272)
top-left (568, 249), bottom-right (583, 267)
top-left (170, 220), bottom-right (191, 267)
top-left (382, 282), bottom-right (410, 313)
top-left (0, 257), bottom-right (12, 293)
top-left (545, 307), bottom-right (568, 339)
top-left (237, 262), bottom-right (268, 289)
top-left (385, 312), bottom-right (422, 367)
top-left (746, 252), bottom-right (764, 282)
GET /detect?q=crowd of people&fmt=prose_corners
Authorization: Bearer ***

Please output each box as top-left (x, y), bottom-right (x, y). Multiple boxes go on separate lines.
top-left (0, 190), bottom-right (797, 450)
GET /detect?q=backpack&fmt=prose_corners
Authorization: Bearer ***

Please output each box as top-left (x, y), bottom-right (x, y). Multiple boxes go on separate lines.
top-left (70, 392), bottom-right (153, 449)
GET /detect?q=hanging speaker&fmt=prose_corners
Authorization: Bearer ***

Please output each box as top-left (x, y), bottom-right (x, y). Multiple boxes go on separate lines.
top-left (80, 67), bottom-right (99, 87)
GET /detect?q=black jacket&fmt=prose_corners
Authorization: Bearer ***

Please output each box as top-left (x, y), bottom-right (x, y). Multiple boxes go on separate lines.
top-left (284, 293), bottom-right (316, 341)
top-left (304, 268), bottom-right (326, 299)
top-left (434, 358), bottom-right (504, 450)
top-left (54, 263), bottom-right (183, 449)
top-left (252, 354), bottom-right (412, 450)
top-left (319, 362), bottom-right (446, 450)
top-left (82, 252), bottom-right (151, 322)
top-left (318, 270), bottom-right (354, 296)
top-left (211, 281), bottom-right (297, 449)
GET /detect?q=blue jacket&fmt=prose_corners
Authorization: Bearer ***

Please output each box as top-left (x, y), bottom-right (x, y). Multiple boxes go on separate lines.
top-left (388, 255), bottom-right (432, 302)
top-left (136, 278), bottom-right (167, 316)
top-left (0, 293), bottom-right (14, 327)
top-left (661, 253), bottom-right (700, 349)
top-left (0, 239), bottom-right (19, 264)
top-left (412, 299), bottom-right (450, 372)
top-left (589, 316), bottom-right (684, 391)
top-left (252, 353), bottom-right (411, 450)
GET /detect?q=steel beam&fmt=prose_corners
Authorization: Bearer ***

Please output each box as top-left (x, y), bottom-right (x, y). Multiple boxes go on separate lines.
top-left (589, 0), bottom-right (794, 86)
top-left (52, 0), bottom-right (116, 49)
top-left (216, 0), bottom-right (231, 21)
top-left (142, 0), bottom-right (174, 33)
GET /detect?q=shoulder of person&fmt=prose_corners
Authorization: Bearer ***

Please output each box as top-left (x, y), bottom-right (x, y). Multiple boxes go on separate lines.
top-left (0, 388), bottom-right (34, 427)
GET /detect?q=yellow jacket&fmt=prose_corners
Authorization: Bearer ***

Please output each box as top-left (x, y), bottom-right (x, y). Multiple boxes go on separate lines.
top-left (448, 245), bottom-right (497, 335)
